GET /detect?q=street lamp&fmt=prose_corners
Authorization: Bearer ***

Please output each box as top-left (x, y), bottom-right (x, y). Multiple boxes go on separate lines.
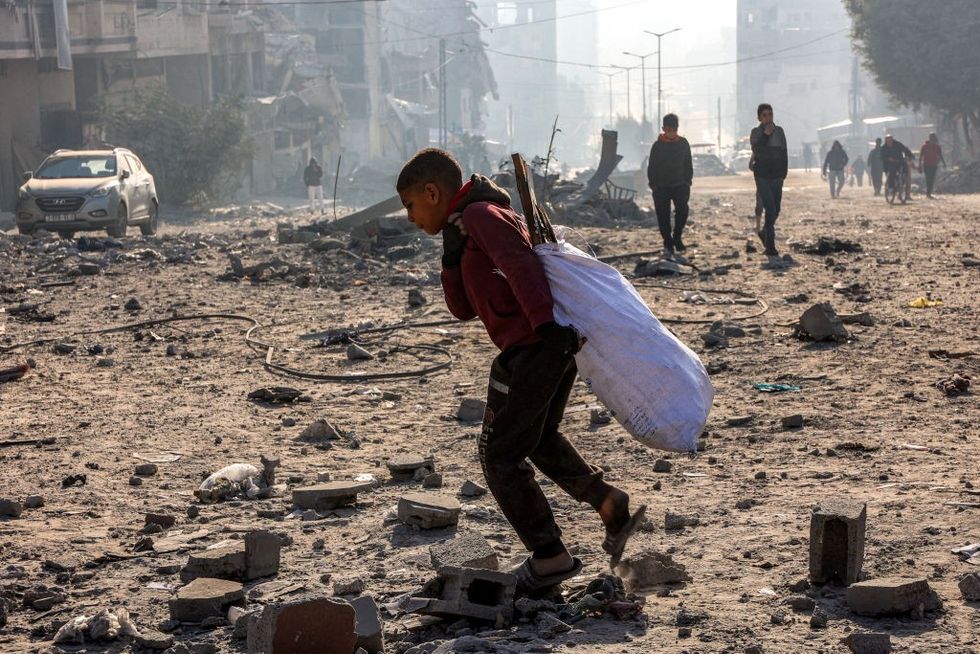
top-left (621, 50), bottom-right (656, 134)
top-left (644, 28), bottom-right (682, 135)
top-left (599, 69), bottom-right (624, 126)
top-left (610, 64), bottom-right (638, 120)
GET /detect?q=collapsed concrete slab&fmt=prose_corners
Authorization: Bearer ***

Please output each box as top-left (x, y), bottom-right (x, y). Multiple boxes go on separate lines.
top-left (398, 493), bottom-right (461, 529)
top-left (846, 577), bottom-right (941, 617)
top-left (386, 455), bottom-right (435, 481)
top-left (292, 480), bottom-right (374, 511)
top-left (809, 498), bottom-right (866, 585)
top-left (169, 577), bottom-right (245, 622)
top-left (418, 566), bottom-right (516, 623)
top-left (429, 532), bottom-right (499, 571)
top-left (247, 596), bottom-right (356, 654)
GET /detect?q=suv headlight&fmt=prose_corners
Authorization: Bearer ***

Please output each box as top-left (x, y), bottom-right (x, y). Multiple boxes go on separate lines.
top-left (18, 188), bottom-right (31, 200)
top-left (90, 185), bottom-right (114, 198)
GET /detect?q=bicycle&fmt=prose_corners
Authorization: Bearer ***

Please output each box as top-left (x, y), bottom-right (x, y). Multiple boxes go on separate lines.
top-left (885, 161), bottom-right (910, 205)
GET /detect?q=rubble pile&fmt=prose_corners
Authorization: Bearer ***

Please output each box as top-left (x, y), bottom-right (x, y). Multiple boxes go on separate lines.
top-left (936, 160), bottom-right (980, 194)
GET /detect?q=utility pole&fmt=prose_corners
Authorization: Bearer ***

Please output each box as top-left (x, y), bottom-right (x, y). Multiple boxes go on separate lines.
top-left (717, 96), bottom-right (722, 154)
top-left (849, 56), bottom-right (861, 138)
top-left (622, 50), bottom-right (656, 138)
top-left (644, 28), bottom-right (682, 138)
top-left (610, 65), bottom-right (636, 120)
top-left (600, 69), bottom-right (624, 126)
top-left (439, 38), bottom-right (447, 148)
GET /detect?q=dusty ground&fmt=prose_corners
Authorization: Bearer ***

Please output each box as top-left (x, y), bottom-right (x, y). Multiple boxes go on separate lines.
top-left (0, 170), bottom-right (978, 653)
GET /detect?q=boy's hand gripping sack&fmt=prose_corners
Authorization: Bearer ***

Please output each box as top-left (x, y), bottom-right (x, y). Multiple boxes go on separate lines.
top-left (535, 237), bottom-right (713, 452)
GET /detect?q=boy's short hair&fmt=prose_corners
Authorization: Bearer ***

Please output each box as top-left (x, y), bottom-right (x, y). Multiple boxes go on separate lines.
top-left (396, 148), bottom-right (463, 193)
top-left (757, 103), bottom-right (773, 118)
top-left (662, 113), bottom-right (679, 129)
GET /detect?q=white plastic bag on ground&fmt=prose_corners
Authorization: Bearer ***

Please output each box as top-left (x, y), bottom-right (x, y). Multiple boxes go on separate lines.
top-left (535, 237), bottom-right (713, 452)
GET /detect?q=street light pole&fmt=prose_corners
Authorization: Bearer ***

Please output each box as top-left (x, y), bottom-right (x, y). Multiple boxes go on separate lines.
top-left (600, 69), bottom-right (624, 126)
top-left (610, 65), bottom-right (637, 120)
top-left (622, 51), bottom-right (656, 136)
top-left (644, 28), bottom-right (682, 136)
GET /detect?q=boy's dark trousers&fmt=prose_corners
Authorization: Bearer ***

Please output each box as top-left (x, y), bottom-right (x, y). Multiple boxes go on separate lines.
top-left (479, 341), bottom-right (613, 558)
top-left (754, 175), bottom-right (783, 255)
top-left (924, 165), bottom-right (938, 195)
top-left (652, 184), bottom-right (690, 251)
top-left (871, 169), bottom-right (883, 195)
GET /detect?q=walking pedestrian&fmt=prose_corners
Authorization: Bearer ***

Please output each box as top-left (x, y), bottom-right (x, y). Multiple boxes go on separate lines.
top-left (647, 113), bottom-right (694, 260)
top-left (802, 142), bottom-right (814, 173)
top-left (750, 103), bottom-right (788, 259)
top-left (852, 155), bottom-right (866, 187)
top-left (919, 133), bottom-right (947, 198)
top-left (822, 141), bottom-right (849, 199)
top-left (303, 157), bottom-right (324, 214)
top-left (868, 138), bottom-right (884, 196)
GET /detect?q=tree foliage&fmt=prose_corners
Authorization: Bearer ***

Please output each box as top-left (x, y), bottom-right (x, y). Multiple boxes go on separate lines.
top-left (844, 0), bottom-right (980, 134)
top-left (94, 87), bottom-right (252, 205)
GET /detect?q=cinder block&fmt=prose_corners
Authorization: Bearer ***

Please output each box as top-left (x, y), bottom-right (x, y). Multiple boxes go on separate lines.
top-left (844, 632), bottom-right (892, 654)
top-left (809, 498), bottom-right (866, 585)
top-left (846, 577), bottom-right (941, 617)
top-left (349, 595), bottom-right (384, 653)
top-left (419, 566), bottom-right (516, 623)
top-left (292, 481), bottom-right (374, 511)
top-left (386, 455), bottom-right (435, 481)
top-left (245, 530), bottom-right (281, 581)
top-left (247, 595), bottom-right (356, 654)
top-left (429, 532), bottom-right (499, 571)
top-left (169, 577), bottom-right (244, 622)
top-left (180, 544), bottom-right (246, 583)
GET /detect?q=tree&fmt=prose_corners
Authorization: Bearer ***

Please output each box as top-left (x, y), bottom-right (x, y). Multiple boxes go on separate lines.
top-left (844, 0), bottom-right (980, 151)
top-left (94, 87), bottom-right (253, 205)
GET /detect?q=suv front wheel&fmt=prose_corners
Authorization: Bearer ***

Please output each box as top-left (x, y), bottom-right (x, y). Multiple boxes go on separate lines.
top-left (107, 202), bottom-right (128, 238)
top-left (140, 200), bottom-right (159, 236)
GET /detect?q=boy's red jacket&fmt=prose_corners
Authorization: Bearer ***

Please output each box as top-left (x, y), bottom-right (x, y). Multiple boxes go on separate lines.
top-left (440, 175), bottom-right (554, 351)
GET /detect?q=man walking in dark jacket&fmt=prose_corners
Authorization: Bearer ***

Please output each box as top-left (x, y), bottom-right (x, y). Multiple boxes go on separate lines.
top-left (647, 113), bottom-right (693, 260)
top-left (867, 138), bottom-right (884, 196)
top-left (822, 140), bottom-right (849, 198)
top-left (750, 103), bottom-right (788, 258)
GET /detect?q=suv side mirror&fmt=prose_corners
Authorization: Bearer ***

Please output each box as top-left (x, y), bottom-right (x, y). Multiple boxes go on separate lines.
top-left (22, 171), bottom-right (32, 181)
top-left (119, 170), bottom-right (130, 180)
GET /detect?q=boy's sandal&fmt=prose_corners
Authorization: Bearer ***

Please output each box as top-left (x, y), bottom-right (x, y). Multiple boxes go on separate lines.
top-left (512, 556), bottom-right (584, 594)
top-left (602, 504), bottom-right (648, 569)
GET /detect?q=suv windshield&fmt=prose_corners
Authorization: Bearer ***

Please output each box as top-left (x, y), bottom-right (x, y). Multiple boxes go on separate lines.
top-left (36, 156), bottom-right (117, 179)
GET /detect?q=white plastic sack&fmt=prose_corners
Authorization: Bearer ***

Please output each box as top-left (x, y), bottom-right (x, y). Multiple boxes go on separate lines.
top-left (535, 238), bottom-right (713, 452)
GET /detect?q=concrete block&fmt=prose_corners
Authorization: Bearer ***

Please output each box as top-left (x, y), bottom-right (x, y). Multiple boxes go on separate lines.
top-left (809, 498), bottom-right (866, 585)
top-left (145, 513), bottom-right (177, 529)
top-left (180, 544), bottom-right (246, 583)
top-left (844, 633), bottom-right (892, 654)
top-left (169, 577), bottom-right (244, 622)
top-left (398, 493), bottom-right (461, 529)
top-left (798, 303), bottom-right (850, 342)
top-left (420, 566), bottom-right (516, 623)
top-left (349, 595), bottom-right (384, 653)
top-left (960, 572), bottom-right (980, 601)
top-left (0, 499), bottom-right (24, 517)
top-left (846, 577), bottom-right (941, 617)
top-left (386, 455), bottom-right (435, 481)
top-left (456, 398), bottom-right (487, 423)
top-left (614, 549), bottom-right (691, 591)
top-left (247, 595), bottom-right (356, 654)
top-left (292, 480), bottom-right (374, 511)
top-left (429, 532), bottom-right (499, 571)
top-left (245, 530), bottom-right (281, 580)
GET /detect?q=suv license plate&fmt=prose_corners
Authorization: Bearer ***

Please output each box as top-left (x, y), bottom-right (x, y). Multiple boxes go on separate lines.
top-left (45, 214), bottom-right (76, 223)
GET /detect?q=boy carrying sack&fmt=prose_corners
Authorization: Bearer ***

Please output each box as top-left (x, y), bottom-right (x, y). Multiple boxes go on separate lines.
top-left (397, 149), bottom-right (646, 594)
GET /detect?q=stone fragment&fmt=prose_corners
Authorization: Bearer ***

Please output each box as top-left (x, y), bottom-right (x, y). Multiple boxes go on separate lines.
top-left (781, 414), bottom-right (804, 429)
top-left (846, 577), bottom-right (941, 616)
top-left (422, 473), bottom-right (443, 488)
top-left (180, 544), bottom-right (245, 583)
top-left (247, 596), bottom-right (356, 654)
top-left (169, 578), bottom-right (245, 622)
top-left (459, 480), bottom-right (487, 497)
top-left (844, 633), bottom-right (892, 654)
top-left (796, 303), bottom-right (850, 342)
top-left (146, 513), bottom-right (177, 529)
top-left (809, 498), bottom-right (866, 585)
top-left (456, 398), bottom-right (487, 423)
top-left (407, 288), bottom-right (426, 307)
top-left (125, 297), bottom-right (142, 311)
top-left (398, 493), bottom-right (461, 529)
top-left (54, 343), bottom-right (77, 354)
top-left (785, 595), bottom-right (815, 611)
top-left (349, 595), bottom-right (384, 653)
top-left (958, 572), bottom-right (980, 601)
top-left (135, 463), bottom-right (159, 476)
top-left (129, 476), bottom-right (143, 486)
top-left (809, 605), bottom-right (828, 628)
top-left (347, 344), bottom-right (373, 360)
top-left (298, 419), bottom-right (341, 445)
top-left (664, 512), bottom-right (699, 530)
top-left (292, 481), bottom-right (373, 511)
top-left (429, 532), bottom-right (499, 571)
top-left (245, 530), bottom-right (281, 581)
top-left (333, 577), bottom-right (366, 596)
top-left (0, 499), bottom-right (24, 517)
top-left (536, 612), bottom-right (572, 638)
top-left (653, 459), bottom-right (672, 473)
top-left (418, 566), bottom-right (516, 623)
top-left (386, 455), bottom-right (435, 481)
top-left (134, 628), bottom-right (174, 650)
top-left (614, 549), bottom-right (691, 590)
top-left (24, 495), bottom-right (44, 509)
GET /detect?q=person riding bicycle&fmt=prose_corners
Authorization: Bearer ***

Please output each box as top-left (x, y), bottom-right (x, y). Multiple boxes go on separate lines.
top-left (880, 134), bottom-right (915, 198)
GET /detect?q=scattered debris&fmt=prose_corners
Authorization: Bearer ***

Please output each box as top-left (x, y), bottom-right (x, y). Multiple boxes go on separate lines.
top-left (398, 493), bottom-right (461, 529)
top-left (292, 480), bottom-right (374, 511)
top-left (415, 566), bottom-right (516, 623)
top-left (795, 303), bottom-right (851, 342)
top-left (195, 456), bottom-right (279, 503)
top-left (936, 373), bottom-right (971, 396)
top-left (429, 532), bottom-right (499, 571)
top-left (53, 607), bottom-right (140, 644)
top-left (169, 577), bottom-right (245, 622)
top-left (247, 595), bottom-right (357, 653)
top-left (614, 549), bottom-right (691, 590)
top-left (456, 398), bottom-right (487, 423)
top-left (959, 573), bottom-right (980, 601)
top-left (810, 499), bottom-right (866, 585)
top-left (248, 387), bottom-right (305, 403)
top-left (846, 577), bottom-right (941, 617)
top-left (907, 296), bottom-right (943, 309)
top-left (792, 237), bottom-right (862, 255)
